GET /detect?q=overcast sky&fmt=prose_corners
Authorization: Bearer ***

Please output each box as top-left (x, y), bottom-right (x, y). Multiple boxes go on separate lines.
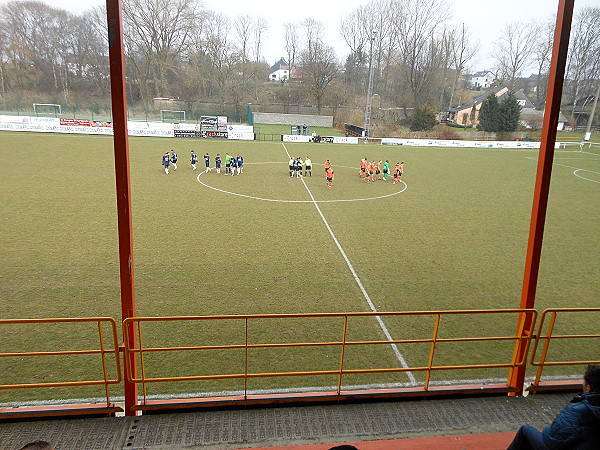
top-left (1, 0), bottom-right (597, 73)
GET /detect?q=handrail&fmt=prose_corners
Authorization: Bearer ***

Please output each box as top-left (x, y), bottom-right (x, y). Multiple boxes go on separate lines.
top-left (122, 309), bottom-right (537, 408)
top-left (0, 317), bottom-right (121, 392)
top-left (3, 309), bottom-right (598, 418)
top-left (528, 308), bottom-right (600, 392)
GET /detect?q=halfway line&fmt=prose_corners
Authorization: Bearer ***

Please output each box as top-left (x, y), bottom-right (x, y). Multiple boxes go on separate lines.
top-left (282, 143), bottom-right (416, 384)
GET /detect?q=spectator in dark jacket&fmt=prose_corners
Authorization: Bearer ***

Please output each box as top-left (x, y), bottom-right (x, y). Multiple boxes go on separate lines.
top-left (507, 364), bottom-right (600, 449)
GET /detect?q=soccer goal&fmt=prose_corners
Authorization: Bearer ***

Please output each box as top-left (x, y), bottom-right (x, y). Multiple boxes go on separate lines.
top-left (160, 110), bottom-right (186, 122)
top-left (33, 103), bottom-right (62, 117)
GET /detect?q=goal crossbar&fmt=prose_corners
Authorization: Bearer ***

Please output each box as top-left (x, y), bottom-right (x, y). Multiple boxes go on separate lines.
top-left (160, 110), bottom-right (186, 122)
top-left (33, 103), bottom-right (62, 116)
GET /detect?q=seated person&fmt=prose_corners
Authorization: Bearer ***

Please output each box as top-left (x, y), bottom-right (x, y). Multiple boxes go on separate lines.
top-left (507, 364), bottom-right (600, 449)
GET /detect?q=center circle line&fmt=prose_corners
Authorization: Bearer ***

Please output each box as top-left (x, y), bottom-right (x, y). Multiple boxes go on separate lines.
top-left (195, 162), bottom-right (407, 203)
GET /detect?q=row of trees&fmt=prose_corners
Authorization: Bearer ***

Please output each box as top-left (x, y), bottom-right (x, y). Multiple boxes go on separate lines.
top-left (0, 0), bottom-right (598, 127)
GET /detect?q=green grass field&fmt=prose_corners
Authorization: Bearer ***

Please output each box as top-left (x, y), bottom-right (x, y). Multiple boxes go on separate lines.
top-left (1, 131), bottom-right (599, 403)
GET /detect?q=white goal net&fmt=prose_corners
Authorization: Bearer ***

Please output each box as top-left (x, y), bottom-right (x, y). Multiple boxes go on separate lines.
top-left (33, 103), bottom-right (62, 116)
top-left (160, 110), bottom-right (186, 122)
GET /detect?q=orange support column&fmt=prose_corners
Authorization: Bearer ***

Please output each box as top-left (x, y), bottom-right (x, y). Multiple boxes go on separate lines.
top-left (510, 0), bottom-right (574, 395)
top-left (106, 0), bottom-right (138, 415)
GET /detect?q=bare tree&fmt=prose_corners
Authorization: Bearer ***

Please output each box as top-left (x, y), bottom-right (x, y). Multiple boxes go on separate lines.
top-left (565, 7), bottom-right (600, 126)
top-left (393, 0), bottom-right (451, 105)
top-left (234, 15), bottom-right (252, 65)
top-left (202, 11), bottom-right (237, 102)
top-left (0, 1), bottom-right (68, 92)
top-left (298, 19), bottom-right (339, 113)
top-left (299, 42), bottom-right (339, 114)
top-left (252, 17), bottom-right (268, 63)
top-left (447, 23), bottom-right (477, 108)
top-left (283, 22), bottom-right (299, 78)
top-left (494, 21), bottom-right (539, 90)
top-left (122, 0), bottom-right (199, 103)
top-left (370, 0), bottom-right (399, 94)
top-left (339, 5), bottom-right (369, 56)
top-left (531, 17), bottom-right (554, 107)
top-left (301, 17), bottom-right (323, 56)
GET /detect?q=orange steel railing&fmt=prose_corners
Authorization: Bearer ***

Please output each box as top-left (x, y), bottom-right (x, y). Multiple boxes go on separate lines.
top-left (123, 309), bottom-right (537, 410)
top-left (0, 317), bottom-right (122, 418)
top-left (4, 309), bottom-right (599, 417)
top-left (528, 308), bottom-right (600, 393)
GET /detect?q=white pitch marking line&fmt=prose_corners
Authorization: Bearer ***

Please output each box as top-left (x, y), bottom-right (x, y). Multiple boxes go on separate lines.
top-left (524, 156), bottom-right (600, 184)
top-left (282, 143), bottom-right (417, 384)
top-left (573, 169), bottom-right (600, 184)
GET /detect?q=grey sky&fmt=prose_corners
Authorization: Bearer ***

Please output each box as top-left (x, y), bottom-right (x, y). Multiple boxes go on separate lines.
top-left (1, 0), bottom-right (597, 73)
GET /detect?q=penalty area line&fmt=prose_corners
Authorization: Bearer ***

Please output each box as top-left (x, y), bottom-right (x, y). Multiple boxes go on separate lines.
top-left (282, 143), bottom-right (416, 385)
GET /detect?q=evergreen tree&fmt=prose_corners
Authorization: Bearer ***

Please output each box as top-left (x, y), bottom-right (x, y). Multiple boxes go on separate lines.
top-left (498, 91), bottom-right (522, 132)
top-left (478, 93), bottom-right (500, 131)
top-left (410, 104), bottom-right (437, 131)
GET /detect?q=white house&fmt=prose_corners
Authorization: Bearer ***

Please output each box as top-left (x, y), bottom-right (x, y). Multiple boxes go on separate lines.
top-left (269, 58), bottom-right (290, 81)
top-left (470, 71), bottom-right (496, 89)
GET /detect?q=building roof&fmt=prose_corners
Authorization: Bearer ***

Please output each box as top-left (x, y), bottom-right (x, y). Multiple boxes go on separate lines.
top-left (513, 89), bottom-right (535, 109)
top-left (521, 108), bottom-right (568, 123)
top-left (270, 58), bottom-right (289, 73)
top-left (471, 70), bottom-right (494, 78)
top-left (449, 86), bottom-right (507, 112)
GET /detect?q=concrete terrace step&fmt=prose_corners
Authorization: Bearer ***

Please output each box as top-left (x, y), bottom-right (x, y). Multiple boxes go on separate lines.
top-left (0, 392), bottom-right (574, 450)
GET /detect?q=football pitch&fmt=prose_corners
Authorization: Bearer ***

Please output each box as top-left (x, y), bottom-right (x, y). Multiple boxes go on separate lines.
top-left (1, 131), bottom-right (599, 402)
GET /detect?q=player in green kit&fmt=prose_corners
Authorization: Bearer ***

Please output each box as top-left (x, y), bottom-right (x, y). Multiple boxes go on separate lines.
top-left (225, 153), bottom-right (231, 175)
top-left (382, 160), bottom-right (390, 180)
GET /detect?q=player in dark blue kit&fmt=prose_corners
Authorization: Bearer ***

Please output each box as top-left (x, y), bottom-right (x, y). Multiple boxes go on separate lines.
top-left (190, 151), bottom-right (198, 170)
top-left (293, 157), bottom-right (301, 178)
top-left (230, 155), bottom-right (237, 176)
top-left (162, 152), bottom-right (170, 174)
top-left (236, 154), bottom-right (243, 175)
top-left (215, 154), bottom-right (222, 174)
top-left (204, 153), bottom-right (211, 173)
top-left (170, 150), bottom-right (178, 170)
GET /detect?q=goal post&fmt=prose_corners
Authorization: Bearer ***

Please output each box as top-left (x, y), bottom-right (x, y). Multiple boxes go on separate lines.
top-left (33, 103), bottom-right (62, 117)
top-left (160, 110), bottom-right (186, 122)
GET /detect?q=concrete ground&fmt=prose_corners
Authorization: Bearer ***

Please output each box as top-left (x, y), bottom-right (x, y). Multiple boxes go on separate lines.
top-left (0, 392), bottom-right (574, 450)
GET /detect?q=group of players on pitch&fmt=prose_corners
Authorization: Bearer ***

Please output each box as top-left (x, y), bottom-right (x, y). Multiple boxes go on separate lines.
top-left (163, 149), bottom-right (402, 190)
top-left (359, 158), bottom-right (404, 184)
top-left (288, 157), bottom-right (335, 189)
top-left (288, 156), bottom-right (313, 178)
top-left (163, 150), bottom-right (244, 176)
top-left (287, 157), bottom-right (404, 190)
top-left (289, 157), bottom-right (404, 189)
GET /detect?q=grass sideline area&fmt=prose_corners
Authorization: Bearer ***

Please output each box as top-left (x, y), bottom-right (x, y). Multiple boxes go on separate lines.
top-left (0, 131), bottom-right (598, 403)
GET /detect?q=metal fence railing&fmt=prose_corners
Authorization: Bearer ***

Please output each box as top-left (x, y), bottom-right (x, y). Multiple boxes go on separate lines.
top-left (2, 308), bottom-right (598, 418)
top-left (0, 317), bottom-right (122, 419)
top-left (122, 309), bottom-right (538, 411)
top-left (528, 308), bottom-right (600, 393)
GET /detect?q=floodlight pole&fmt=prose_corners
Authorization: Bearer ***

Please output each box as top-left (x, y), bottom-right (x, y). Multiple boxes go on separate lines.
top-left (509, 0), bottom-right (574, 396)
top-left (106, 0), bottom-right (138, 415)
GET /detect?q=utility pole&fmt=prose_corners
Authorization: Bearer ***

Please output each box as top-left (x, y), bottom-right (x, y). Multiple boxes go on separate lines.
top-left (363, 30), bottom-right (377, 141)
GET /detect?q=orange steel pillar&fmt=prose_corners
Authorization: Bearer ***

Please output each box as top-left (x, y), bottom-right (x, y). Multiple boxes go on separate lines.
top-left (510, 0), bottom-right (574, 395)
top-left (106, 0), bottom-right (138, 415)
